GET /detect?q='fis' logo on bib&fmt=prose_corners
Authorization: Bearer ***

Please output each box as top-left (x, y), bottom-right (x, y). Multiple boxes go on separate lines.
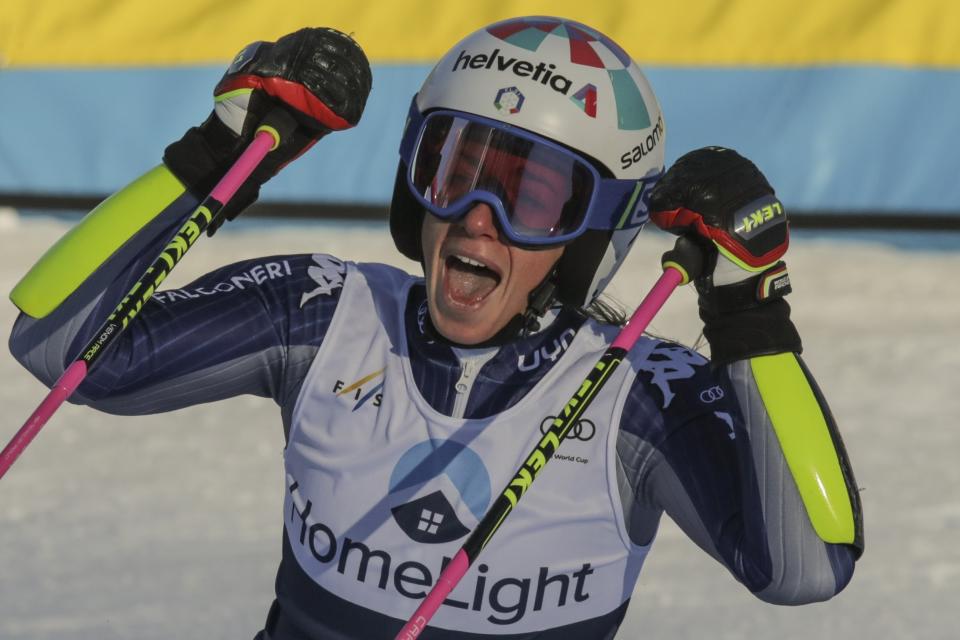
top-left (332, 369), bottom-right (385, 411)
top-left (388, 439), bottom-right (491, 544)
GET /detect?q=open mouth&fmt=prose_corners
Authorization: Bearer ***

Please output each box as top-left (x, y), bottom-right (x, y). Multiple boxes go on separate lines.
top-left (444, 254), bottom-right (502, 305)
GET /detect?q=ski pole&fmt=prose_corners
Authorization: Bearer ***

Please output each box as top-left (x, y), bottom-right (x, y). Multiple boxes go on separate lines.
top-left (0, 111), bottom-right (295, 480)
top-left (394, 236), bottom-right (704, 640)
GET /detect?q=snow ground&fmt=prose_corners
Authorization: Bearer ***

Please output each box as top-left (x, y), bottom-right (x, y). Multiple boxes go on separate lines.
top-left (0, 210), bottom-right (958, 639)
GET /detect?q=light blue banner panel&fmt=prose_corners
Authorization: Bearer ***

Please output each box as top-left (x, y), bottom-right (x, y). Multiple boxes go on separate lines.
top-left (1, 65), bottom-right (958, 213)
top-left (0, 66), bottom-right (430, 206)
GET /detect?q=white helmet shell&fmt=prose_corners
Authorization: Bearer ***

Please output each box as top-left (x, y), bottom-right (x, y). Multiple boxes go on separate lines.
top-left (415, 16), bottom-right (665, 180)
top-left (390, 16), bottom-right (666, 310)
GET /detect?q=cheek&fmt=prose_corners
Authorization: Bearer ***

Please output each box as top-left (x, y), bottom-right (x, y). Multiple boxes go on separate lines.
top-left (421, 217), bottom-right (444, 274)
top-left (510, 247), bottom-right (564, 294)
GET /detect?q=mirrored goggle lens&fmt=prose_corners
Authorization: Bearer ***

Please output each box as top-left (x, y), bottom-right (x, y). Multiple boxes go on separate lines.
top-left (410, 115), bottom-right (595, 240)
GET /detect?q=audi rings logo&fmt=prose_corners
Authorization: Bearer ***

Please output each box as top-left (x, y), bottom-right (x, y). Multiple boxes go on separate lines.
top-left (699, 386), bottom-right (725, 403)
top-left (540, 416), bottom-right (596, 442)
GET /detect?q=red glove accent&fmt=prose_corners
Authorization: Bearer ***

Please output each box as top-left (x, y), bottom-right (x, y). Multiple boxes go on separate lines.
top-left (216, 75), bottom-right (352, 131)
top-left (652, 206), bottom-right (789, 269)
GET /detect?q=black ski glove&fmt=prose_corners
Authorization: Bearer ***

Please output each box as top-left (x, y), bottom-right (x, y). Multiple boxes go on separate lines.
top-left (650, 146), bottom-right (801, 364)
top-left (163, 27), bottom-right (372, 235)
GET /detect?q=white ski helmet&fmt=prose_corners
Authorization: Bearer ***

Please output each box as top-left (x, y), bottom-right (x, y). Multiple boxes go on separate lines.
top-left (390, 16), bottom-right (665, 310)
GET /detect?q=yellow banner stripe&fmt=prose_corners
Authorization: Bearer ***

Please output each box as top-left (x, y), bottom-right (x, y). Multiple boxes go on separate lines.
top-left (3, 1), bottom-right (960, 68)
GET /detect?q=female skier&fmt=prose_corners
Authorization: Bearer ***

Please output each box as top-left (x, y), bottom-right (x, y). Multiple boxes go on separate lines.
top-left (8, 18), bottom-right (862, 639)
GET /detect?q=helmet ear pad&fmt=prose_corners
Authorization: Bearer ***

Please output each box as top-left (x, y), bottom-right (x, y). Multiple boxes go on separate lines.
top-left (389, 162), bottom-right (425, 263)
top-left (555, 228), bottom-right (611, 309)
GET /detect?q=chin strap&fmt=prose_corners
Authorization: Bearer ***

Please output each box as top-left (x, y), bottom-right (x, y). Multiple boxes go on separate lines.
top-left (518, 271), bottom-right (559, 337)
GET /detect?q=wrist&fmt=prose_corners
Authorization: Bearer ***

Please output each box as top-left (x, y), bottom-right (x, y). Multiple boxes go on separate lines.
top-left (700, 298), bottom-right (802, 365)
top-left (696, 261), bottom-right (792, 315)
top-left (163, 112), bottom-right (246, 197)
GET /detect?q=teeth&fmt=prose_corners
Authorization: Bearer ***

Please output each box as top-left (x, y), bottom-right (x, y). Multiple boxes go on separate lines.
top-left (454, 255), bottom-right (487, 269)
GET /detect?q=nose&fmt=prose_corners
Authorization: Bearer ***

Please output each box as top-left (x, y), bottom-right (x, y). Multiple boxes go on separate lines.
top-left (460, 203), bottom-right (500, 240)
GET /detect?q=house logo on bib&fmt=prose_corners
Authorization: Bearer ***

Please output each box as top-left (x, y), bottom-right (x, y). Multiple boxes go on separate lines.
top-left (388, 439), bottom-right (491, 544)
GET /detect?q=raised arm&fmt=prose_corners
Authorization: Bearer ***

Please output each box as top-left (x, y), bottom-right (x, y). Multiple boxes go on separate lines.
top-left (9, 28), bottom-right (371, 424)
top-left (618, 147), bottom-right (862, 604)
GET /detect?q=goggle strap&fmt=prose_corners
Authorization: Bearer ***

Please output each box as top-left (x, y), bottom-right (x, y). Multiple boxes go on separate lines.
top-left (614, 182), bottom-right (645, 229)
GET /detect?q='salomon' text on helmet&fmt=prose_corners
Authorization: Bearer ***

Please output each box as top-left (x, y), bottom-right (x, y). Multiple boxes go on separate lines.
top-left (390, 16), bottom-right (665, 311)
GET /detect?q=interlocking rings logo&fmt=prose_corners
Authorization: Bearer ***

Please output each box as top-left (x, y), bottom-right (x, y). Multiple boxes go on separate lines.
top-left (540, 416), bottom-right (596, 442)
top-left (699, 386), bottom-right (725, 403)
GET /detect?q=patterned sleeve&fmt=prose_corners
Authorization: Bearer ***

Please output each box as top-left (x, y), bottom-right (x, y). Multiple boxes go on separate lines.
top-left (615, 339), bottom-right (859, 604)
top-left (9, 191), bottom-right (347, 435)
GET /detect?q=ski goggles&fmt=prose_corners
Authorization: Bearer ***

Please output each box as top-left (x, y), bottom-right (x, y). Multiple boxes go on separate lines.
top-left (399, 103), bottom-right (656, 246)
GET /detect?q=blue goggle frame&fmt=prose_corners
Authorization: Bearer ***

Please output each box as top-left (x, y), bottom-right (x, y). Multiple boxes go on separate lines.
top-left (398, 98), bottom-right (658, 246)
